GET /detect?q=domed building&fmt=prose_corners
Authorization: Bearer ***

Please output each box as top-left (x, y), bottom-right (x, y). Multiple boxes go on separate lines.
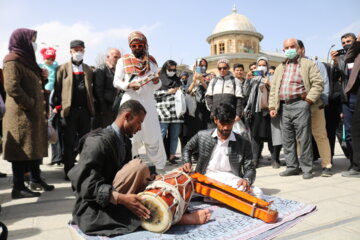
top-left (204, 6), bottom-right (285, 74)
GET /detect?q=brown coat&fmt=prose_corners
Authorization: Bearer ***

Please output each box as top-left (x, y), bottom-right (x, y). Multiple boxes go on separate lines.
top-left (2, 61), bottom-right (48, 161)
top-left (55, 62), bottom-right (95, 118)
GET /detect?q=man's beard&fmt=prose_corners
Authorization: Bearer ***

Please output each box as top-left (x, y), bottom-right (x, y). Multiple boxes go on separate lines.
top-left (219, 129), bottom-right (231, 138)
top-left (133, 49), bottom-right (145, 58)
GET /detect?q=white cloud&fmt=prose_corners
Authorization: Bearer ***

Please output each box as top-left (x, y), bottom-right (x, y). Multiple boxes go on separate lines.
top-left (0, 21), bottom-right (161, 68)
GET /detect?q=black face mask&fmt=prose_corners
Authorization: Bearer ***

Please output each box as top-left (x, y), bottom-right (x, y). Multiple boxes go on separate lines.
top-left (343, 44), bottom-right (352, 51)
top-left (133, 49), bottom-right (145, 58)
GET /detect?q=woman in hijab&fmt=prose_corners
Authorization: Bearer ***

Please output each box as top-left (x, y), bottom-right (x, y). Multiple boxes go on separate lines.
top-left (3, 28), bottom-right (54, 199)
top-left (155, 60), bottom-right (183, 164)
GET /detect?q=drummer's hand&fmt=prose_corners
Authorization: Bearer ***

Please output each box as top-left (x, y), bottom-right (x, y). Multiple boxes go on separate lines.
top-left (237, 179), bottom-right (252, 193)
top-left (118, 194), bottom-right (151, 220)
top-left (182, 163), bottom-right (192, 173)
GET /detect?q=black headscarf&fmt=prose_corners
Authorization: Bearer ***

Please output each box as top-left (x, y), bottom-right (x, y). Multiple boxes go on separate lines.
top-left (3, 28), bottom-right (42, 76)
top-left (159, 60), bottom-right (181, 90)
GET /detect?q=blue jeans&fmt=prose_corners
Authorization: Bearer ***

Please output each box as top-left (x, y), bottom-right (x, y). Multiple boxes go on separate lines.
top-left (342, 93), bottom-right (357, 162)
top-left (160, 123), bottom-right (182, 155)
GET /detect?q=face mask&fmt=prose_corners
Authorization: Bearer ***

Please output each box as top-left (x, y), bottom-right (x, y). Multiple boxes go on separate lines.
top-left (166, 70), bottom-right (176, 77)
top-left (257, 66), bottom-right (267, 73)
top-left (32, 42), bottom-right (37, 52)
top-left (285, 48), bottom-right (297, 59)
top-left (343, 44), bottom-right (351, 51)
top-left (72, 51), bottom-right (84, 62)
top-left (133, 49), bottom-right (145, 58)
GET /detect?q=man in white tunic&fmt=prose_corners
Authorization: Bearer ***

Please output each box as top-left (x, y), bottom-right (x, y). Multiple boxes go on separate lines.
top-left (182, 103), bottom-right (263, 198)
top-left (114, 31), bottom-right (166, 170)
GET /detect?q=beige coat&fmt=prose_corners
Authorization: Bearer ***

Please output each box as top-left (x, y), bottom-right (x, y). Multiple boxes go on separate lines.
top-left (2, 61), bottom-right (48, 161)
top-left (56, 62), bottom-right (95, 118)
top-left (269, 57), bottom-right (324, 111)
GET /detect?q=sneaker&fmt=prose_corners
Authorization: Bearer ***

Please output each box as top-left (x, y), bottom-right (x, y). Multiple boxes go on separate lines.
top-left (321, 168), bottom-right (333, 177)
top-left (342, 169), bottom-right (360, 178)
top-left (279, 168), bottom-right (301, 177)
top-left (302, 172), bottom-right (313, 179)
top-left (11, 188), bottom-right (41, 199)
top-left (30, 180), bottom-right (55, 191)
top-left (168, 159), bottom-right (178, 165)
top-left (0, 172), bottom-right (7, 178)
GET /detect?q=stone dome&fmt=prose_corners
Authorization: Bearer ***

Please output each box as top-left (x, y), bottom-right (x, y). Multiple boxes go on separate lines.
top-left (212, 6), bottom-right (257, 34)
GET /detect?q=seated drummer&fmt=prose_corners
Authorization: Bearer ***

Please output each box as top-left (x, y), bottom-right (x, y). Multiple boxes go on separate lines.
top-left (182, 102), bottom-right (263, 198)
top-left (68, 100), bottom-right (211, 237)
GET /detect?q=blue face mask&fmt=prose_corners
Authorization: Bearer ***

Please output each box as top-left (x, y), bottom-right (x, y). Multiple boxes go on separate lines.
top-left (285, 48), bottom-right (297, 59)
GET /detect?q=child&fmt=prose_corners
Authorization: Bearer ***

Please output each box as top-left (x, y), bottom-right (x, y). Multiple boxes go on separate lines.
top-left (39, 47), bottom-right (58, 91)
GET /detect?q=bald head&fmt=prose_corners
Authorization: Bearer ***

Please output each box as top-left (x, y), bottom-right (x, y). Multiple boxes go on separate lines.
top-left (283, 38), bottom-right (299, 50)
top-left (107, 48), bottom-right (121, 68)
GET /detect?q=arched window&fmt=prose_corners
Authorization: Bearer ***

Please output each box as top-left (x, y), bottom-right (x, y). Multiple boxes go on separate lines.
top-left (219, 42), bottom-right (225, 54)
top-left (213, 44), bottom-right (217, 55)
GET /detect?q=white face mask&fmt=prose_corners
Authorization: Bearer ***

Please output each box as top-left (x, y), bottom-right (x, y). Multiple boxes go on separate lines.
top-left (166, 70), bottom-right (176, 77)
top-left (257, 66), bottom-right (267, 73)
top-left (72, 51), bottom-right (84, 62)
top-left (32, 42), bottom-right (37, 52)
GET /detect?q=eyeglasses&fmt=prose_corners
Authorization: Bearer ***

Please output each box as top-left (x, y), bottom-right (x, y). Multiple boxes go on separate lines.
top-left (218, 67), bottom-right (228, 71)
top-left (130, 43), bottom-right (145, 49)
top-left (167, 69), bottom-right (176, 72)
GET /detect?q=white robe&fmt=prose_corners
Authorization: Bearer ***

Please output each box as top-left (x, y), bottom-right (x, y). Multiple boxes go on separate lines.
top-left (113, 59), bottom-right (166, 170)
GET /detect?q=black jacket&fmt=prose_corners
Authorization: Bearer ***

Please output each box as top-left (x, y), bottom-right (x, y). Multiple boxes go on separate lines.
top-left (183, 129), bottom-right (256, 185)
top-left (68, 127), bottom-right (139, 237)
top-left (93, 63), bottom-right (117, 113)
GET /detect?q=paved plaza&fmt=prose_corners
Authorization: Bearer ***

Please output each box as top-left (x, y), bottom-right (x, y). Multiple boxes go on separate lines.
top-left (0, 143), bottom-right (359, 240)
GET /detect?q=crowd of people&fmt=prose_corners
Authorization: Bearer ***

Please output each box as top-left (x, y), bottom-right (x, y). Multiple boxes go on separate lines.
top-left (0, 27), bottom-right (359, 236)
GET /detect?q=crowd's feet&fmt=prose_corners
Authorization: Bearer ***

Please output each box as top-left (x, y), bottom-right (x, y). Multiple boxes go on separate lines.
top-left (0, 172), bottom-right (7, 178)
top-left (168, 156), bottom-right (180, 165)
top-left (342, 169), bottom-right (360, 178)
top-left (11, 188), bottom-right (41, 199)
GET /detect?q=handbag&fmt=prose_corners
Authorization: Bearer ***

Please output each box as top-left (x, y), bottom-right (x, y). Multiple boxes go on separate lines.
top-left (174, 89), bottom-right (186, 118)
top-left (48, 113), bottom-right (58, 144)
top-left (184, 94), bottom-right (197, 117)
top-left (111, 74), bottom-right (136, 112)
top-left (259, 84), bottom-right (270, 110)
top-left (195, 86), bottom-right (205, 103)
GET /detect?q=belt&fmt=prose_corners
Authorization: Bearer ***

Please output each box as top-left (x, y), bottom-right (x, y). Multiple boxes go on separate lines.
top-left (280, 96), bottom-right (303, 105)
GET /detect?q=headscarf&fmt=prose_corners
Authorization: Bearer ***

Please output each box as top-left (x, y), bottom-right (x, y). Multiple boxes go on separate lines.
top-left (159, 60), bottom-right (181, 90)
top-left (122, 31), bottom-right (156, 76)
top-left (3, 28), bottom-right (42, 76)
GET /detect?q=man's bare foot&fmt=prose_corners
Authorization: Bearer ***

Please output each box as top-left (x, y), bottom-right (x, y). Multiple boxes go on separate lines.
top-left (178, 209), bottom-right (211, 225)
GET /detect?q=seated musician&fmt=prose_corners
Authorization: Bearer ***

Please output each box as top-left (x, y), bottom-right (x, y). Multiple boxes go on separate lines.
top-left (182, 102), bottom-right (263, 198)
top-left (68, 100), bottom-right (211, 237)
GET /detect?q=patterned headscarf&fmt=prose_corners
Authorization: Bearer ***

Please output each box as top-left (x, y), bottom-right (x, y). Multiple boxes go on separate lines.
top-left (123, 31), bottom-right (156, 76)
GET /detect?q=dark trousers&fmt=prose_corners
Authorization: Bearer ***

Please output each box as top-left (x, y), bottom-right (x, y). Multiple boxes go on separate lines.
top-left (51, 113), bottom-right (63, 164)
top-left (12, 160), bottom-right (41, 190)
top-left (92, 107), bottom-right (116, 129)
top-left (282, 100), bottom-right (313, 173)
top-left (352, 88), bottom-right (360, 171)
top-left (342, 93), bottom-right (357, 164)
top-left (63, 107), bottom-right (91, 175)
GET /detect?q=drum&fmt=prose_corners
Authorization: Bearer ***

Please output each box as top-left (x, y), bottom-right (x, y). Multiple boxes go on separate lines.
top-left (137, 171), bottom-right (194, 233)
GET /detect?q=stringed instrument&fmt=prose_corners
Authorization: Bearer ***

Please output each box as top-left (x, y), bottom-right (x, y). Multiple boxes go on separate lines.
top-left (191, 173), bottom-right (278, 223)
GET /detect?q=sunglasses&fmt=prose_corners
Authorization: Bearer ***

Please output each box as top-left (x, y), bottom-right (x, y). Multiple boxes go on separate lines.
top-left (167, 69), bottom-right (177, 72)
top-left (218, 67), bottom-right (228, 70)
top-left (130, 43), bottom-right (145, 49)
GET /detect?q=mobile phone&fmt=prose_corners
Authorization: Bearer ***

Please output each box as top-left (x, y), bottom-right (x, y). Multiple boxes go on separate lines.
top-left (335, 49), bottom-right (347, 56)
top-left (195, 66), bottom-right (203, 74)
top-left (252, 70), bottom-right (263, 76)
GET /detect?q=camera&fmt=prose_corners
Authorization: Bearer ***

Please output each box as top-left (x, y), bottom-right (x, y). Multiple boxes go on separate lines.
top-left (336, 49), bottom-right (347, 56)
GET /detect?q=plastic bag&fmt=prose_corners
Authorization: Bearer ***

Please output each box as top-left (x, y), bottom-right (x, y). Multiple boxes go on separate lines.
top-left (184, 94), bottom-right (197, 117)
top-left (232, 119), bottom-right (249, 138)
top-left (174, 89), bottom-right (186, 118)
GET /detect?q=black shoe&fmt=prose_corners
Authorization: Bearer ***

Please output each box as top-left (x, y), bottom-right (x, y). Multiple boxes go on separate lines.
top-left (30, 180), bottom-right (55, 191)
top-left (342, 169), bottom-right (360, 178)
top-left (321, 168), bottom-right (333, 177)
top-left (64, 175), bottom-right (70, 181)
top-left (168, 159), bottom-right (178, 165)
top-left (303, 172), bottom-right (313, 179)
top-left (0, 172), bottom-right (7, 178)
top-left (11, 188), bottom-right (41, 199)
top-left (279, 168), bottom-right (301, 176)
top-left (271, 161), bottom-right (280, 169)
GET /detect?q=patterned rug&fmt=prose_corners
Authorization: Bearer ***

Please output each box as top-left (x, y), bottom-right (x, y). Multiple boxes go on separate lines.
top-left (69, 195), bottom-right (316, 240)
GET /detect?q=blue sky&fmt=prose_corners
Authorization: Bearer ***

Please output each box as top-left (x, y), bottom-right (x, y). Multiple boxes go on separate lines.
top-left (0, 0), bottom-right (359, 68)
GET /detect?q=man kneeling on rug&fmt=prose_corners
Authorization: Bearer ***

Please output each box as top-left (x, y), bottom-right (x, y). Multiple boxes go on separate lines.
top-left (68, 100), bottom-right (211, 237)
top-left (182, 103), bottom-right (263, 198)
